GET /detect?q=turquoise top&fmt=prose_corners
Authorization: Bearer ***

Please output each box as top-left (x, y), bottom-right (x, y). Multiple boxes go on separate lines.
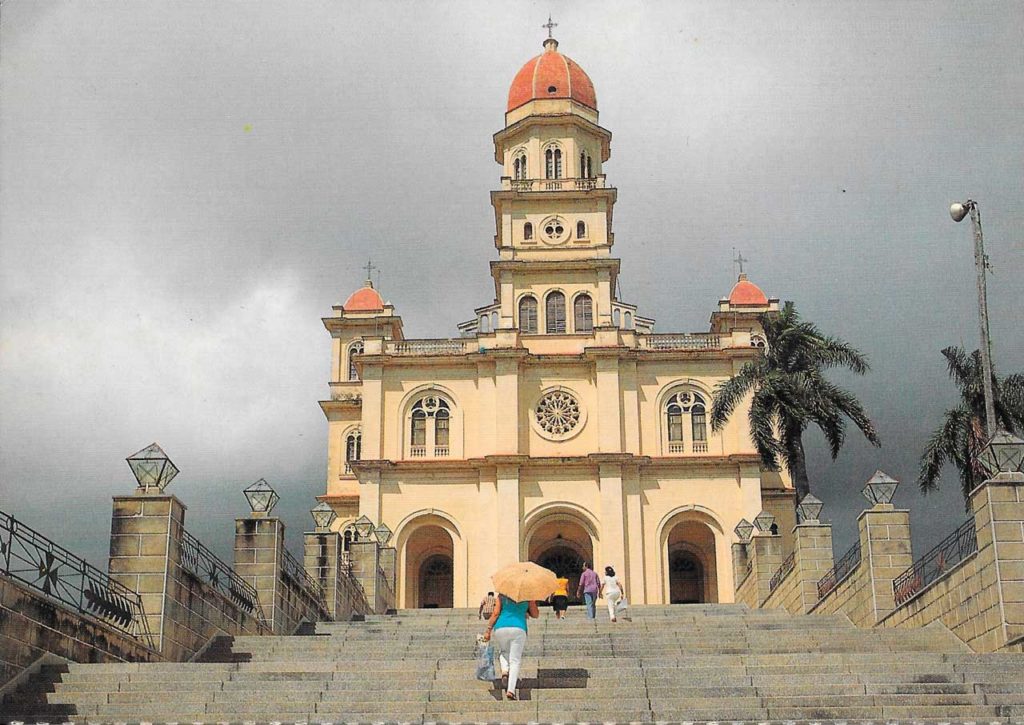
top-left (493, 595), bottom-right (529, 632)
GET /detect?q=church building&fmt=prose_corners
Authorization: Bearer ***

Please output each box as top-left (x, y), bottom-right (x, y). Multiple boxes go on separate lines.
top-left (318, 34), bottom-right (795, 609)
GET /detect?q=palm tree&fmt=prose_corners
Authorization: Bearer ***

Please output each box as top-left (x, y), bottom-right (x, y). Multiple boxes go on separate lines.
top-left (918, 346), bottom-right (1024, 501)
top-left (710, 301), bottom-right (880, 500)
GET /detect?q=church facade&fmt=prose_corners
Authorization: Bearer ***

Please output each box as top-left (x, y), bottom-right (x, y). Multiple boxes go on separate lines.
top-left (318, 36), bottom-right (795, 609)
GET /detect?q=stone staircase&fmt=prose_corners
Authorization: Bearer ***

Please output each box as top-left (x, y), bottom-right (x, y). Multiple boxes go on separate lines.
top-left (4, 604), bottom-right (1024, 723)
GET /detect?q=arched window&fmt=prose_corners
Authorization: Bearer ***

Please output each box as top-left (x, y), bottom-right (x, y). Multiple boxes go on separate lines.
top-left (513, 153), bottom-right (527, 180)
top-left (479, 315), bottom-right (489, 333)
top-left (524, 222), bottom-right (533, 241)
top-left (573, 294), bottom-right (593, 333)
top-left (624, 311), bottom-right (634, 330)
top-left (579, 151), bottom-right (593, 178)
top-left (613, 308), bottom-right (621, 327)
top-left (576, 221), bottom-right (587, 239)
top-left (409, 395), bottom-right (451, 458)
top-left (344, 430), bottom-right (361, 474)
top-left (545, 291), bottom-right (566, 334)
top-left (545, 147), bottom-right (562, 179)
top-left (664, 391), bottom-right (709, 453)
top-left (752, 334), bottom-right (767, 350)
top-left (348, 341), bottom-right (364, 381)
top-left (491, 311), bottom-right (499, 330)
top-left (519, 296), bottom-right (538, 334)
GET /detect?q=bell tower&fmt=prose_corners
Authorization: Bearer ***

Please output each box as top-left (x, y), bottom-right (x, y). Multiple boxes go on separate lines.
top-left (489, 34), bottom-right (622, 331)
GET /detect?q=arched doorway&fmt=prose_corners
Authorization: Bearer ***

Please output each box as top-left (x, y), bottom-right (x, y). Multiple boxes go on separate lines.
top-left (664, 518), bottom-right (718, 603)
top-left (418, 554), bottom-right (453, 609)
top-left (526, 516), bottom-right (594, 603)
top-left (668, 548), bottom-right (705, 604)
top-left (403, 524), bottom-right (454, 608)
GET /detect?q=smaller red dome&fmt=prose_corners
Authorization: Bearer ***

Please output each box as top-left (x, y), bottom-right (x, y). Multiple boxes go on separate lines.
top-left (728, 274), bottom-right (769, 306)
top-left (507, 39), bottom-right (597, 113)
top-left (344, 283), bottom-right (384, 312)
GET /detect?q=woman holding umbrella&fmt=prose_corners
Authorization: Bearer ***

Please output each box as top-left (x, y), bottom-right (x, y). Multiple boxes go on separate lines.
top-left (483, 562), bottom-right (556, 700)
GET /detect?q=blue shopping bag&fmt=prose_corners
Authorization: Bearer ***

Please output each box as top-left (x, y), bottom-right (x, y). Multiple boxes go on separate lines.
top-left (475, 639), bottom-right (496, 681)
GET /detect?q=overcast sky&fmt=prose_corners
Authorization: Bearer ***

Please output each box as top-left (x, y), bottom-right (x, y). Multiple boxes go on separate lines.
top-left (1, 1), bottom-right (1022, 570)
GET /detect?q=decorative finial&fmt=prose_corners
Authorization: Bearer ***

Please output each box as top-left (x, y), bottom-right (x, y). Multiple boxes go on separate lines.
top-left (733, 250), bottom-right (749, 278)
top-left (543, 14), bottom-right (558, 39)
top-left (364, 259), bottom-right (377, 287)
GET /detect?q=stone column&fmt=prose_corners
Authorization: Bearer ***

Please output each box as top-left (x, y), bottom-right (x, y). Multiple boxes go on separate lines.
top-left (378, 546), bottom-right (397, 612)
top-left (350, 539), bottom-right (381, 613)
top-left (970, 471), bottom-right (1024, 650)
top-left (108, 493), bottom-right (186, 656)
top-left (304, 529), bottom-right (347, 620)
top-left (234, 516), bottom-right (284, 632)
top-left (859, 503), bottom-right (913, 624)
top-left (748, 533), bottom-right (784, 606)
top-left (732, 542), bottom-right (750, 592)
top-left (494, 356), bottom-right (520, 455)
top-left (598, 462), bottom-right (627, 580)
top-left (791, 521), bottom-right (834, 613)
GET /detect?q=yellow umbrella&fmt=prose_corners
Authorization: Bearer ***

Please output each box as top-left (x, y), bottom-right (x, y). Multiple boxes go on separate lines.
top-left (491, 561), bottom-right (559, 602)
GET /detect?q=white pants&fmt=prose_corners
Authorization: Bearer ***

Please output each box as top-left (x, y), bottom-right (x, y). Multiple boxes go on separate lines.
top-left (492, 627), bottom-right (527, 693)
top-left (605, 590), bottom-right (621, 619)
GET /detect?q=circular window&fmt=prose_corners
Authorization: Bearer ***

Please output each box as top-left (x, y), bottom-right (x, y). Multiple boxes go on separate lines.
top-left (531, 388), bottom-right (586, 441)
top-left (547, 85), bottom-right (558, 93)
top-left (539, 215), bottom-right (569, 245)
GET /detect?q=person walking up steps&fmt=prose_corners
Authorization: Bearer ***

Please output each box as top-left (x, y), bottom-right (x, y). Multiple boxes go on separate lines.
top-left (479, 591), bottom-right (496, 620)
top-left (483, 594), bottom-right (539, 700)
top-left (601, 565), bottom-right (624, 622)
top-left (576, 562), bottom-right (600, 620)
top-left (551, 576), bottom-right (569, 619)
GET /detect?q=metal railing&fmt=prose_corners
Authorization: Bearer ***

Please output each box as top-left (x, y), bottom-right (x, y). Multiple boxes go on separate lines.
top-left (280, 546), bottom-right (327, 611)
top-left (769, 551), bottom-right (796, 593)
top-left (0, 510), bottom-right (155, 648)
top-left (817, 541), bottom-right (861, 600)
top-left (177, 527), bottom-right (267, 627)
top-left (893, 519), bottom-right (977, 607)
top-left (642, 334), bottom-right (722, 351)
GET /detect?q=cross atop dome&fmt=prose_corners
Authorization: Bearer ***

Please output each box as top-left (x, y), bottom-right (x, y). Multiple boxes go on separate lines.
top-left (542, 14), bottom-right (558, 39)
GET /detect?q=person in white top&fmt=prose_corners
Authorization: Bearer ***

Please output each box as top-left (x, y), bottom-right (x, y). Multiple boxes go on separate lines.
top-left (600, 565), bottom-right (623, 622)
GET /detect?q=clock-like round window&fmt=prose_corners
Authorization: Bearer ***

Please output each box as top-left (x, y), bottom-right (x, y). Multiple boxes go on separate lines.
top-left (539, 215), bottom-right (569, 245)
top-left (532, 388), bottom-right (585, 440)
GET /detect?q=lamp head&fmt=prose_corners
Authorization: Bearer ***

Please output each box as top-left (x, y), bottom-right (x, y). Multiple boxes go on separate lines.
top-left (950, 201), bottom-right (971, 223)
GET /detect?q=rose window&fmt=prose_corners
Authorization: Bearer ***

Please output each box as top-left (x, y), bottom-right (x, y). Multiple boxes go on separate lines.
top-left (535, 390), bottom-right (581, 435)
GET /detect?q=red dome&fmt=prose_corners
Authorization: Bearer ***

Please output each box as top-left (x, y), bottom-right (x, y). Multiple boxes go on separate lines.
top-left (507, 39), bottom-right (597, 113)
top-left (728, 275), bottom-right (769, 306)
top-left (344, 284), bottom-right (384, 312)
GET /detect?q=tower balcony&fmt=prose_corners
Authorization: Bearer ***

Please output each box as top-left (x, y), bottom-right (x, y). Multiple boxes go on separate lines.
top-left (501, 175), bottom-right (607, 192)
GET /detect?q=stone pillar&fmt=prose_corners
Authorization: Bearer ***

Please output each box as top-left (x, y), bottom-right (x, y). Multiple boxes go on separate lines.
top-left (623, 464), bottom-right (646, 603)
top-left (970, 471), bottom-right (1024, 650)
top-left (732, 542), bottom-right (750, 592)
top-left (859, 503), bottom-right (913, 624)
top-left (494, 357), bottom-right (520, 455)
top-left (234, 516), bottom-right (284, 632)
top-left (594, 356), bottom-right (622, 453)
top-left (350, 539), bottom-right (382, 613)
top-left (748, 533), bottom-right (784, 606)
top-left (304, 529), bottom-right (347, 620)
top-left (108, 493), bottom-right (186, 656)
top-left (378, 546), bottom-right (397, 612)
top-left (791, 521), bottom-right (834, 613)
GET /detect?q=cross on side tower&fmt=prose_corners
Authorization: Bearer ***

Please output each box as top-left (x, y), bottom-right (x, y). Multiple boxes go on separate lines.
top-left (733, 250), bottom-right (749, 276)
top-left (364, 259), bottom-right (377, 284)
top-left (543, 15), bottom-right (558, 39)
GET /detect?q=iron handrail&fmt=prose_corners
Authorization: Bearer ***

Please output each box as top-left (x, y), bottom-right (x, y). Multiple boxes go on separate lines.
top-left (0, 509), bottom-right (156, 649)
top-left (177, 526), bottom-right (267, 628)
top-left (893, 519), bottom-right (977, 607)
top-left (769, 551), bottom-right (796, 593)
top-left (281, 545), bottom-right (327, 611)
top-left (817, 540), bottom-right (861, 600)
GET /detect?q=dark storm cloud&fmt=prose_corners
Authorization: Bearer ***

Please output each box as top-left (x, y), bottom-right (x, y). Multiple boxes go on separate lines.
top-left (1, 1), bottom-right (1022, 566)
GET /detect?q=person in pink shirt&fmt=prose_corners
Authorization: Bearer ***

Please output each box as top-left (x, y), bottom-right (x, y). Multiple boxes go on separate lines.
top-left (576, 562), bottom-right (601, 619)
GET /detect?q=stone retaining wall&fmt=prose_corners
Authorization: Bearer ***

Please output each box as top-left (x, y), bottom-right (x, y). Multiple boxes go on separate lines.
top-left (0, 576), bottom-right (158, 687)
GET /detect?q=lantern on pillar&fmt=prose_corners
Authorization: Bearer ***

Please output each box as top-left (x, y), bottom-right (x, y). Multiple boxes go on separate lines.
top-left (310, 502), bottom-right (337, 530)
top-left (353, 515), bottom-right (375, 539)
top-left (374, 523), bottom-right (393, 546)
top-left (733, 518), bottom-right (754, 543)
top-left (243, 478), bottom-right (279, 515)
top-left (753, 510), bottom-right (776, 534)
top-left (978, 430), bottom-right (1024, 477)
top-left (861, 470), bottom-right (899, 506)
top-left (796, 493), bottom-right (824, 523)
top-left (126, 443), bottom-right (179, 493)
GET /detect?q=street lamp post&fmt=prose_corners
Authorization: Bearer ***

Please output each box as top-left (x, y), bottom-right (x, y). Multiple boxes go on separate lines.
top-left (950, 199), bottom-right (997, 437)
